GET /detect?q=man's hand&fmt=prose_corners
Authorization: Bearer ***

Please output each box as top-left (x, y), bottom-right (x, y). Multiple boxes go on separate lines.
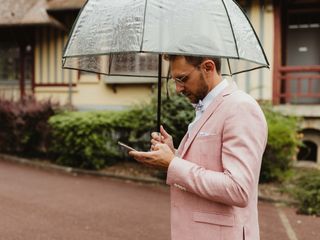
top-left (129, 143), bottom-right (175, 170)
top-left (150, 125), bottom-right (175, 153)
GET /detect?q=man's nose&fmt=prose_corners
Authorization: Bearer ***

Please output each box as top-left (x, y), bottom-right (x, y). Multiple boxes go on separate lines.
top-left (175, 83), bottom-right (184, 93)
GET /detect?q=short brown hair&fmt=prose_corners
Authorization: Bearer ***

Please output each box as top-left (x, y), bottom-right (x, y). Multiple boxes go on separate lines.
top-left (164, 55), bottom-right (221, 74)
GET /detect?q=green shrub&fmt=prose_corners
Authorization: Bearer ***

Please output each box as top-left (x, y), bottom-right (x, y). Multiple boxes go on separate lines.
top-left (122, 92), bottom-right (195, 148)
top-left (160, 94), bottom-right (194, 147)
top-left (49, 111), bottom-right (122, 170)
top-left (114, 102), bottom-right (156, 150)
top-left (293, 169), bottom-right (320, 216)
top-left (0, 96), bottom-right (59, 157)
top-left (260, 104), bottom-right (302, 183)
top-left (48, 93), bottom-right (193, 170)
top-left (48, 96), bottom-right (301, 179)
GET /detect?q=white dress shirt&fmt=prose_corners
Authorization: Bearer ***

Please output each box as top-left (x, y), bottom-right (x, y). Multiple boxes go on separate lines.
top-left (188, 79), bottom-right (229, 133)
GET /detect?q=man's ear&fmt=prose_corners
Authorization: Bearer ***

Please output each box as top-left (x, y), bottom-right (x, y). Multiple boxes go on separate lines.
top-left (203, 60), bottom-right (215, 73)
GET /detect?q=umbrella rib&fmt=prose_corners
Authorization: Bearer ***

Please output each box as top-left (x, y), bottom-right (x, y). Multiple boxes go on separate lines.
top-left (108, 54), bottom-right (113, 75)
top-left (231, 65), bottom-right (270, 75)
top-left (62, 0), bottom-right (90, 58)
top-left (140, 0), bottom-right (149, 52)
top-left (230, 0), bottom-right (270, 67)
top-left (227, 58), bottom-right (232, 75)
top-left (62, 65), bottom-right (162, 78)
top-left (221, 0), bottom-right (240, 59)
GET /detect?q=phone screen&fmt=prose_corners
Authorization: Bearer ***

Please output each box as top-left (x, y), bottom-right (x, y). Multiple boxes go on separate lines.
top-left (118, 141), bottom-right (137, 152)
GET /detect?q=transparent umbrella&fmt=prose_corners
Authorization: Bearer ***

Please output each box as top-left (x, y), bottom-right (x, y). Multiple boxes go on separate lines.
top-left (62, 0), bottom-right (269, 131)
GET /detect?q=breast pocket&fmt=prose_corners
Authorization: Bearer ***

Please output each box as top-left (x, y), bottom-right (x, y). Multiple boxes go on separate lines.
top-left (195, 134), bottom-right (222, 170)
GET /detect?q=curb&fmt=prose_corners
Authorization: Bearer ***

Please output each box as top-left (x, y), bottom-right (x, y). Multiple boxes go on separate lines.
top-left (0, 153), bottom-right (166, 185)
top-left (0, 153), bottom-right (295, 205)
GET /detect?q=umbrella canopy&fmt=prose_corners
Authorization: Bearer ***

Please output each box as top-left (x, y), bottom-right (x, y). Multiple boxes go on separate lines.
top-left (63, 0), bottom-right (269, 76)
top-left (62, 0), bottom-right (269, 131)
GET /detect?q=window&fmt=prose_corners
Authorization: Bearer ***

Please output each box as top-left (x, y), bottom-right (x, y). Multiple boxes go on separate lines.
top-left (110, 53), bottom-right (158, 77)
top-left (0, 44), bottom-right (20, 83)
top-left (78, 55), bottom-right (101, 78)
top-left (278, 4), bottom-right (320, 104)
top-left (0, 42), bottom-right (34, 96)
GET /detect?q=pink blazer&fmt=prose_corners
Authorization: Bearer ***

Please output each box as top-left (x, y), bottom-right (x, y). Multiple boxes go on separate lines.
top-left (166, 83), bottom-right (268, 240)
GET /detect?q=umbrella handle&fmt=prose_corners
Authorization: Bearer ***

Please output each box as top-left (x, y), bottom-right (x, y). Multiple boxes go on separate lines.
top-left (157, 54), bottom-right (162, 133)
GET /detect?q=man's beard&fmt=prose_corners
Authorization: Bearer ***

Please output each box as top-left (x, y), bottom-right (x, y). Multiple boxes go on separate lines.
top-left (182, 74), bottom-right (209, 104)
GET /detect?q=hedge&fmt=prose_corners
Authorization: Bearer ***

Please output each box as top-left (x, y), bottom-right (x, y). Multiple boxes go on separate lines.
top-left (294, 170), bottom-right (320, 216)
top-left (260, 104), bottom-right (302, 183)
top-left (0, 96), bottom-right (59, 157)
top-left (49, 111), bottom-right (125, 169)
top-left (48, 94), bottom-right (194, 170)
top-left (0, 94), bottom-right (302, 179)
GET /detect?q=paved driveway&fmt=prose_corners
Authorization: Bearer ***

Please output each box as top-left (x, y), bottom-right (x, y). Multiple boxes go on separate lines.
top-left (0, 159), bottom-right (319, 240)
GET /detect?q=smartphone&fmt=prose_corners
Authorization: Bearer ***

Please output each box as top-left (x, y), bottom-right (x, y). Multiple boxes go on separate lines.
top-left (118, 141), bottom-right (137, 152)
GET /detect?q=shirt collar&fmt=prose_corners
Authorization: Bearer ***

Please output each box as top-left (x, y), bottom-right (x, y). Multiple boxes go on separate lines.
top-left (193, 79), bottom-right (229, 112)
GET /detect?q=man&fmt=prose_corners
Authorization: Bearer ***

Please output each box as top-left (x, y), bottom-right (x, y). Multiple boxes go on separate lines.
top-left (129, 55), bottom-right (268, 240)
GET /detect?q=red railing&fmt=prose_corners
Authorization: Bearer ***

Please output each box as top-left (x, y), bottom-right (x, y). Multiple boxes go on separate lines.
top-left (277, 65), bottom-right (320, 104)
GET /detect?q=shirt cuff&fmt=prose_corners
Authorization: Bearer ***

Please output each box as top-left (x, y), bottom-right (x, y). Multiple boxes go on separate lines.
top-left (166, 156), bottom-right (180, 185)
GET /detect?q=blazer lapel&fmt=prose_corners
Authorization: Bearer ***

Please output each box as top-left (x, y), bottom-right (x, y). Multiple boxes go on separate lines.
top-left (180, 82), bottom-right (238, 158)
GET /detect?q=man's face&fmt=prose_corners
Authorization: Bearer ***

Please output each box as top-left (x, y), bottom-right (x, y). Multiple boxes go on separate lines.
top-left (170, 57), bottom-right (209, 104)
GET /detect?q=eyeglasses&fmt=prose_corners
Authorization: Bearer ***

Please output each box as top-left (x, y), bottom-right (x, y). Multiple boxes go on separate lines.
top-left (170, 67), bottom-right (198, 86)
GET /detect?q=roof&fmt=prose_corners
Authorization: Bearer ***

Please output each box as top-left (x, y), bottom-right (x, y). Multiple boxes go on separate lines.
top-left (0, 0), bottom-right (84, 28)
top-left (46, 0), bottom-right (86, 11)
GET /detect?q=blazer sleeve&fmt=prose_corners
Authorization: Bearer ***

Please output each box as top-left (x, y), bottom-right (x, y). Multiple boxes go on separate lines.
top-left (166, 99), bottom-right (268, 207)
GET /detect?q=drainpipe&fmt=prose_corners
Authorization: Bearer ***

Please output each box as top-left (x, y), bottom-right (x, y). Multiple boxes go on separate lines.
top-left (68, 74), bottom-right (72, 107)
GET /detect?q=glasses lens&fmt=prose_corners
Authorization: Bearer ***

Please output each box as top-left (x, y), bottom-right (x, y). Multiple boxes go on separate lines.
top-left (170, 67), bottom-right (196, 86)
top-left (174, 77), bottom-right (185, 85)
